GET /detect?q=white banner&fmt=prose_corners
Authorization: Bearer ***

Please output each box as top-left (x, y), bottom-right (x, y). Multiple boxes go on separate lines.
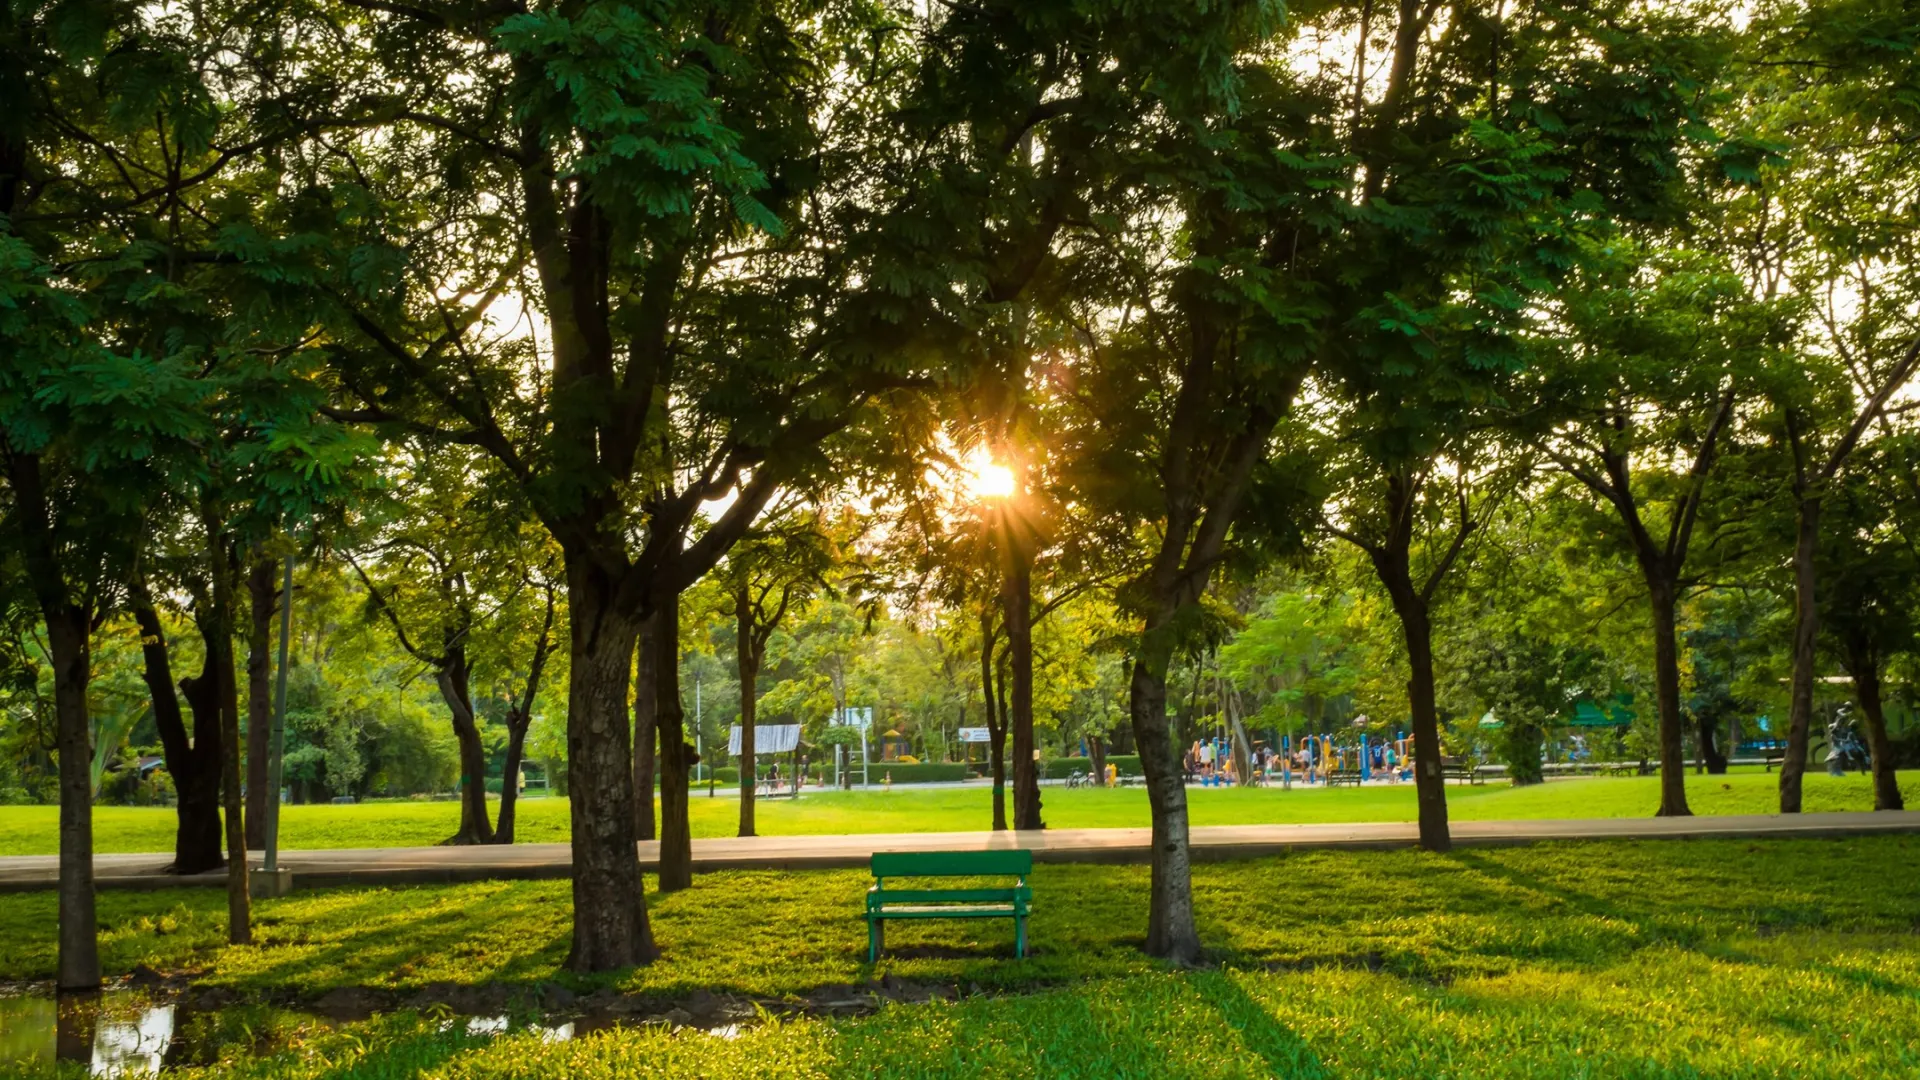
top-left (729, 724), bottom-right (800, 756)
top-left (957, 727), bottom-right (992, 743)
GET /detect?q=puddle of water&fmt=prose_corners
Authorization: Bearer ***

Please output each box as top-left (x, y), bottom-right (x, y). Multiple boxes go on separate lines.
top-left (456, 1015), bottom-right (573, 1042)
top-left (0, 993), bottom-right (174, 1077)
top-left (1, 993), bottom-right (743, 1075)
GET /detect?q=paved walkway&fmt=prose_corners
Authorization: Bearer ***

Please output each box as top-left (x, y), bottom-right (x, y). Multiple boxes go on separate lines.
top-left (3, 810), bottom-right (1916, 893)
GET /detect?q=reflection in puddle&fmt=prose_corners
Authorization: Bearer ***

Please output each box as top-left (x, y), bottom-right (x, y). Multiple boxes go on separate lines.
top-left (465, 1015), bottom-right (508, 1036)
top-left (0, 993), bottom-right (173, 1078)
top-left (91, 1004), bottom-right (174, 1077)
top-left (0, 991), bottom-right (750, 1074)
top-left (462, 1015), bottom-right (573, 1042)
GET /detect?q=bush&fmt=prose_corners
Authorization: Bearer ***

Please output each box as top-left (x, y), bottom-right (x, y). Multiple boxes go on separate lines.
top-left (1498, 722), bottom-right (1546, 785)
top-left (1043, 755), bottom-right (1143, 779)
top-left (866, 762), bottom-right (969, 784)
top-left (694, 762), bottom-right (982, 786)
top-left (710, 766), bottom-right (830, 785)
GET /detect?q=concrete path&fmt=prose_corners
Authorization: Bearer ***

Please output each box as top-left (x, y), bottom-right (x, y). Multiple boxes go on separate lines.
top-left (3, 810), bottom-right (1916, 893)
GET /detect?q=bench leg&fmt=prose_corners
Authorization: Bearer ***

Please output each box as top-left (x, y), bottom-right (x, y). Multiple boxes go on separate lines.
top-left (868, 918), bottom-right (882, 963)
top-left (1015, 914), bottom-right (1027, 959)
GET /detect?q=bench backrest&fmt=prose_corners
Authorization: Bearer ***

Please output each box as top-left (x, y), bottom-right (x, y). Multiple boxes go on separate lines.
top-left (871, 849), bottom-right (1032, 879)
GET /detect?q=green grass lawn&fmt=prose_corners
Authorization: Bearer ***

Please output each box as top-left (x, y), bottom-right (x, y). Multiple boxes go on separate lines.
top-left (1, 768), bottom-right (1912, 857)
top-left (2, 836), bottom-right (1918, 1077)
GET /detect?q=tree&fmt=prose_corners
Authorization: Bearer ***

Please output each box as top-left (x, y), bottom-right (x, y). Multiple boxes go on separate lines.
top-left (1219, 586), bottom-right (1361, 745)
top-left (1733, 0), bottom-right (1920, 812)
top-left (0, 0), bottom-right (274, 985)
top-left (1325, 460), bottom-right (1500, 838)
top-left (1817, 440), bottom-right (1918, 810)
top-left (1054, 2), bottom-right (1329, 963)
top-left (1540, 243), bottom-right (1765, 810)
top-left (719, 506), bottom-right (837, 837)
top-left (350, 444), bottom-right (560, 843)
top-left (311, 0), bottom-right (931, 964)
top-left (126, 540), bottom-right (233, 875)
top-left (1323, 0), bottom-right (1735, 840)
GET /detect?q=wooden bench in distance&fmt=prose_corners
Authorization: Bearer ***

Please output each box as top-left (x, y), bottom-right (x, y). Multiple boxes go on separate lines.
top-left (865, 849), bottom-right (1032, 962)
top-left (1440, 757), bottom-right (1485, 785)
top-left (1324, 768), bottom-right (1364, 787)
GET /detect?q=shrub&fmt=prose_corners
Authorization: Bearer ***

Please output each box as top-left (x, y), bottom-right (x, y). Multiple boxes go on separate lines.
top-left (711, 766), bottom-right (830, 785)
top-left (867, 762), bottom-right (969, 783)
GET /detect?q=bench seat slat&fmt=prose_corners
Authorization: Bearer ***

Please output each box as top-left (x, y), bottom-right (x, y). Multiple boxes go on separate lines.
top-left (869, 887), bottom-right (1024, 905)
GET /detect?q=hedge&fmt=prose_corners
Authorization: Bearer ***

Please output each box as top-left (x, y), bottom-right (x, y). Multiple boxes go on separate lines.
top-left (857, 762), bottom-right (970, 783)
top-left (1043, 755), bottom-right (1143, 779)
top-left (710, 766), bottom-right (825, 785)
top-left (709, 762), bottom-right (974, 785)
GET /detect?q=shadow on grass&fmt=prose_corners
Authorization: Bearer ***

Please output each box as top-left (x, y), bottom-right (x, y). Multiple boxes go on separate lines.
top-left (1191, 970), bottom-right (1330, 1078)
top-left (221, 883), bottom-right (572, 997)
top-left (1446, 847), bottom-right (1705, 945)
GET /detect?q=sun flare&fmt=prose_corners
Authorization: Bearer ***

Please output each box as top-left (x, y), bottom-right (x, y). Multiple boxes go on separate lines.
top-left (968, 460), bottom-right (1016, 500)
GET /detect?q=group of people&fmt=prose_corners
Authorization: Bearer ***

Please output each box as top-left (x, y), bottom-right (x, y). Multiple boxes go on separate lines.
top-left (1180, 737), bottom-right (1416, 786)
top-left (1183, 740), bottom-right (1241, 785)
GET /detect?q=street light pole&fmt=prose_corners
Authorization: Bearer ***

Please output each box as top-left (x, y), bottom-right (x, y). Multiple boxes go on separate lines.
top-left (696, 670), bottom-right (710, 796)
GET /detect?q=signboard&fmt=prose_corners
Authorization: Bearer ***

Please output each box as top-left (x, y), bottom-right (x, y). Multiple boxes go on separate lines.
top-left (957, 727), bottom-right (992, 744)
top-left (832, 707), bottom-right (873, 729)
top-left (729, 724), bottom-right (800, 756)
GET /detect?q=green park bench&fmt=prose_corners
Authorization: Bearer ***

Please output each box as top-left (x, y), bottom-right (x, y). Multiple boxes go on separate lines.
top-left (1324, 768), bottom-right (1364, 787)
top-left (1440, 757), bottom-right (1485, 785)
top-left (865, 849), bottom-right (1033, 962)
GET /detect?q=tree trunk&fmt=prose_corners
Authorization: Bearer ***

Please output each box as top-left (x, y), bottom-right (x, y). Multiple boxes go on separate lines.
top-left (1779, 495), bottom-right (1820, 814)
top-left (11, 450), bottom-right (101, 990)
top-left (1394, 596), bottom-right (1452, 850)
top-left (1089, 735), bottom-right (1107, 786)
top-left (493, 598), bottom-right (553, 846)
top-left (1003, 521), bottom-right (1042, 830)
top-left (654, 588), bottom-right (692, 892)
top-left (735, 583), bottom-right (758, 838)
top-left (1845, 641), bottom-right (1904, 811)
top-left (1129, 637), bottom-right (1201, 965)
top-left (632, 610), bottom-right (658, 842)
top-left (46, 607), bottom-right (101, 990)
top-left (980, 611), bottom-right (1007, 831)
top-left (436, 647), bottom-right (495, 845)
top-left (130, 596), bottom-right (224, 874)
top-left (1369, 547), bottom-right (1451, 852)
top-left (495, 713), bottom-right (530, 843)
top-left (244, 557), bottom-right (276, 849)
top-left (562, 555), bottom-right (653, 971)
top-left (1696, 708), bottom-right (1728, 775)
top-left (204, 530), bottom-right (251, 944)
top-left (1647, 582), bottom-right (1692, 816)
